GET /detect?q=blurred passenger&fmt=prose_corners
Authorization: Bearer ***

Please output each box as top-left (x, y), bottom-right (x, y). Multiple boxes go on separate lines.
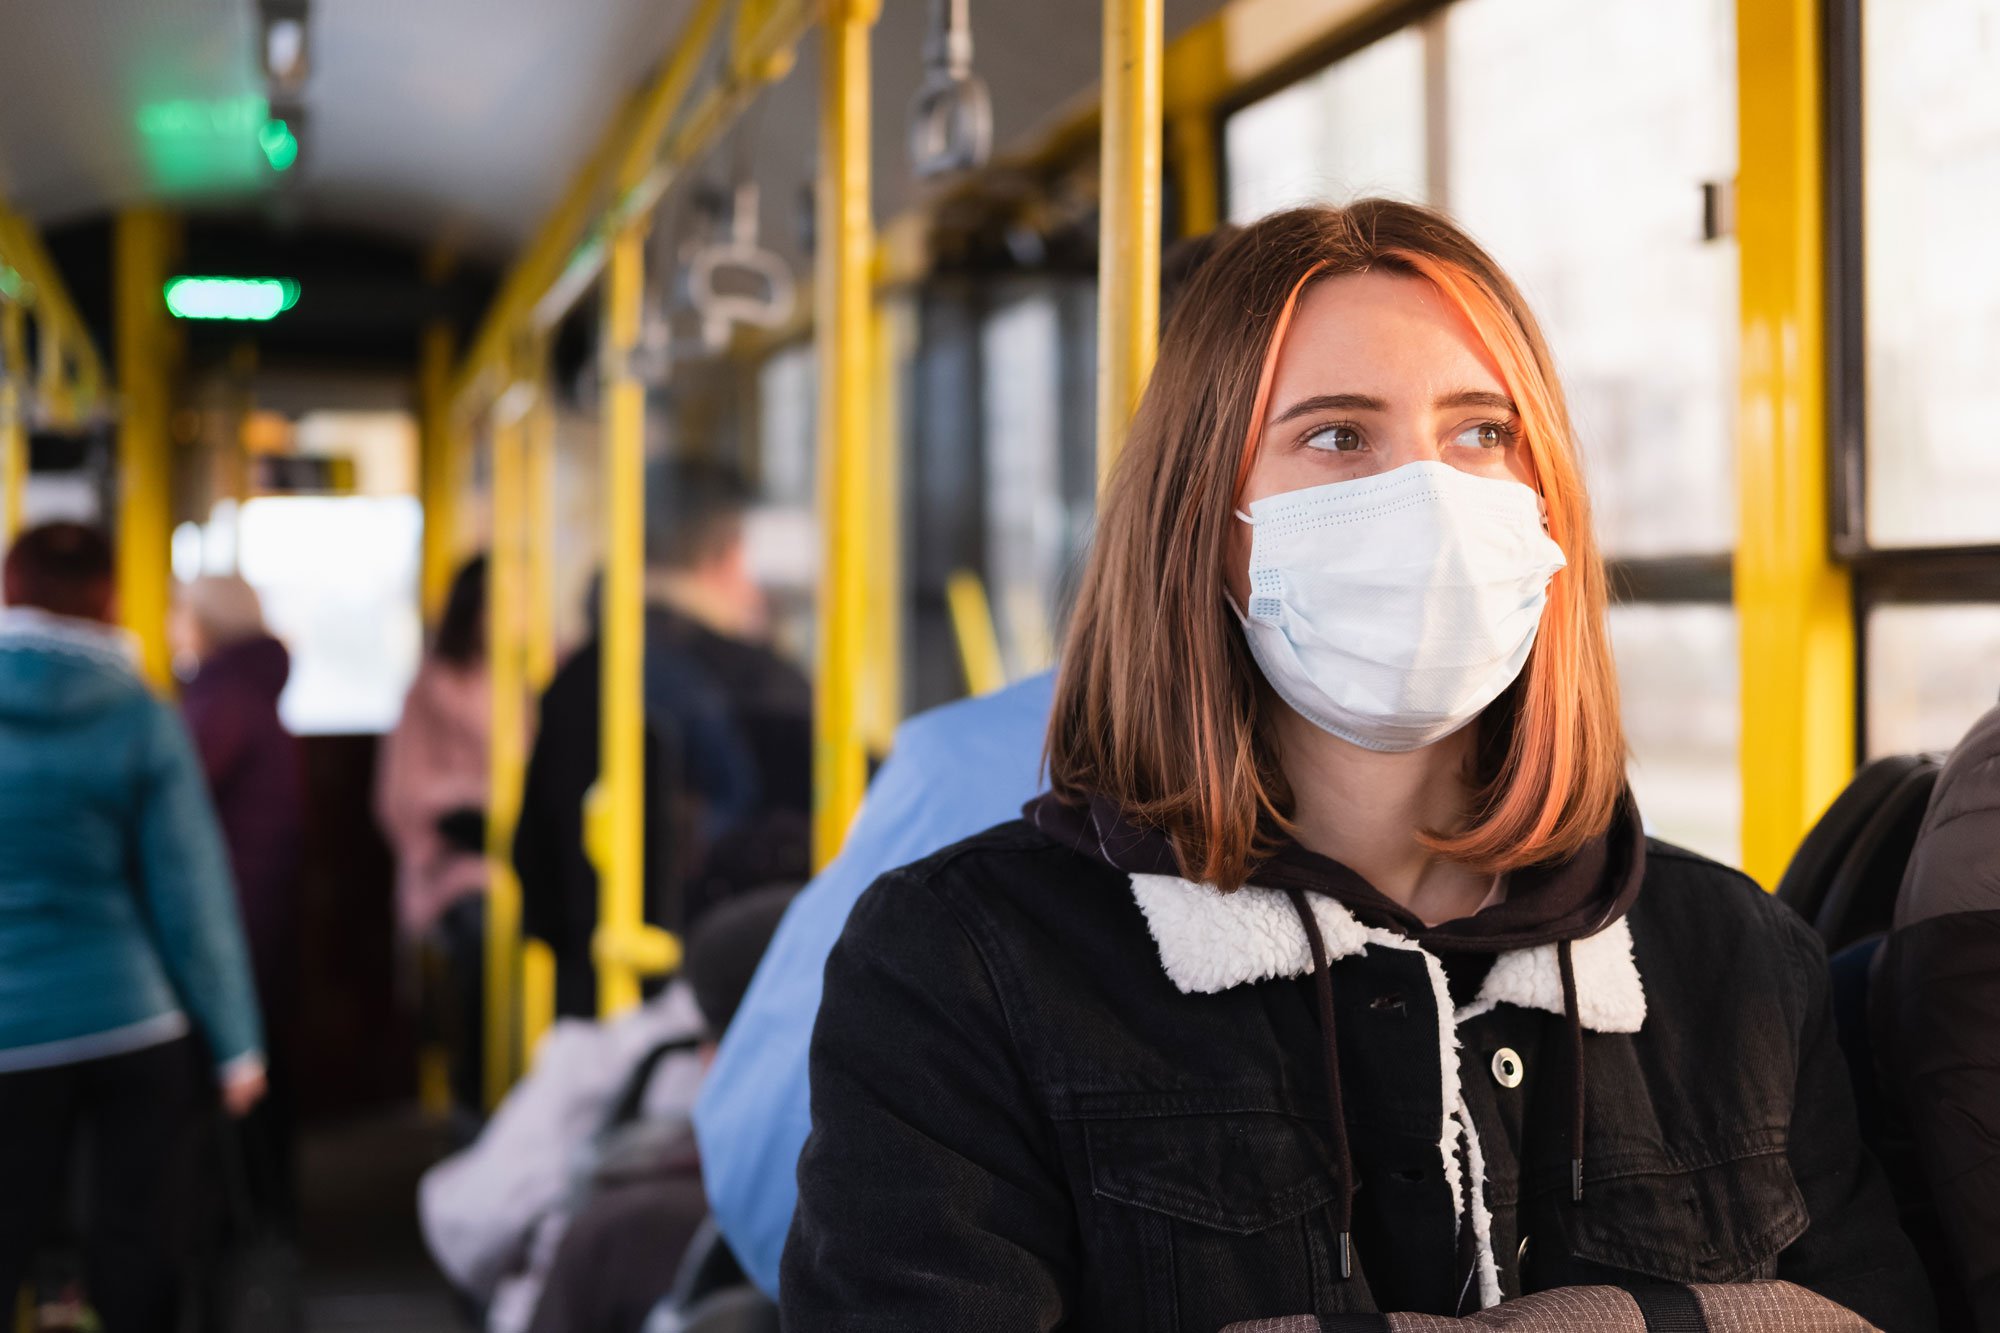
top-left (694, 223), bottom-right (1240, 1296)
top-left (525, 885), bottom-right (796, 1333)
top-left (172, 573), bottom-right (305, 1222)
top-left (0, 523), bottom-right (265, 1328)
top-left (517, 459), bottom-right (810, 1017)
top-left (377, 554), bottom-right (492, 1116)
top-left (782, 204), bottom-right (1932, 1328)
top-left (1872, 701), bottom-right (2000, 1331)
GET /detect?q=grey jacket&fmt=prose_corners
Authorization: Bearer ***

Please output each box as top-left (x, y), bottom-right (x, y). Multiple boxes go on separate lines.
top-left (1874, 703), bottom-right (2000, 1331)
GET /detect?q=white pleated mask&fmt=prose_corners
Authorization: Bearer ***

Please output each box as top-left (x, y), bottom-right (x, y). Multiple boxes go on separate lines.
top-left (1235, 460), bottom-right (1567, 752)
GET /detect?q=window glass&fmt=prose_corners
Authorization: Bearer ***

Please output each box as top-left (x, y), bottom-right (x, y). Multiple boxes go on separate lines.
top-left (239, 494), bottom-right (424, 735)
top-left (1608, 603), bottom-right (1740, 866)
top-left (981, 291), bottom-right (1068, 676)
top-left (1223, 27), bottom-right (1428, 224)
top-left (1863, 0), bottom-right (2000, 546)
top-left (1866, 604), bottom-right (2000, 756)
top-left (1446, 0), bottom-right (1737, 558)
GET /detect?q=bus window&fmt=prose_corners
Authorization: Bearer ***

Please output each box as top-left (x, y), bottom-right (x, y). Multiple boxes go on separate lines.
top-left (1609, 603), bottom-right (1740, 865)
top-left (1223, 26), bottom-right (1427, 224)
top-left (1867, 605), bottom-right (2000, 757)
top-left (1862, 0), bottom-right (2000, 546)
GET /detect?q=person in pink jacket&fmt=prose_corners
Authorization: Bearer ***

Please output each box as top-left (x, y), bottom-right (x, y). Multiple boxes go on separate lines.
top-left (376, 555), bottom-right (491, 1117)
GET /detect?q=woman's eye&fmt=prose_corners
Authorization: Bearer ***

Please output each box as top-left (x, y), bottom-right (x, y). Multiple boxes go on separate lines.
top-left (1453, 422), bottom-right (1513, 451)
top-left (1303, 424), bottom-right (1364, 453)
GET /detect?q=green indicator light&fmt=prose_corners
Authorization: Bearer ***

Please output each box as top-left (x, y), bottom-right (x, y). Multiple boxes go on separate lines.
top-left (163, 276), bottom-right (302, 321)
top-left (0, 267), bottom-right (23, 302)
top-left (258, 119), bottom-right (299, 172)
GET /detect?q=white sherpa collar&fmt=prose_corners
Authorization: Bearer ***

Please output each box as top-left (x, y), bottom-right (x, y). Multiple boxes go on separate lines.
top-left (1128, 873), bottom-right (1646, 1034)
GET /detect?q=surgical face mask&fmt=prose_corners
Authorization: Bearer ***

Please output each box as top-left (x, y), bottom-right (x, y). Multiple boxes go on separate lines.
top-left (1235, 460), bottom-right (1567, 752)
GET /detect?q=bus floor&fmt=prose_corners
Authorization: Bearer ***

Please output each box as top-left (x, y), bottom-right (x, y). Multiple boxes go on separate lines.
top-left (297, 1108), bottom-right (468, 1332)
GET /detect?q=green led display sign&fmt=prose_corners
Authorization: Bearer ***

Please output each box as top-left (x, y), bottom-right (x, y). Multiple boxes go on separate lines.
top-left (163, 277), bottom-right (302, 322)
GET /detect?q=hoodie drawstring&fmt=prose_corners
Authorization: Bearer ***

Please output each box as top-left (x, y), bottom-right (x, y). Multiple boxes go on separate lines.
top-left (1557, 937), bottom-right (1586, 1204)
top-left (1284, 888), bottom-right (1354, 1280)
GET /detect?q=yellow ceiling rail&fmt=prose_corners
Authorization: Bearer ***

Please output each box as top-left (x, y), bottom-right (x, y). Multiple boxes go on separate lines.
top-left (1096, 0), bottom-right (1164, 486)
top-left (1735, 0), bottom-right (1852, 888)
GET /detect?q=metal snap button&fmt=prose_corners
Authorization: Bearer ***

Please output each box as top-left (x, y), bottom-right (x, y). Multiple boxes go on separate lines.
top-left (1491, 1047), bottom-right (1524, 1088)
top-left (1517, 1235), bottom-right (1531, 1269)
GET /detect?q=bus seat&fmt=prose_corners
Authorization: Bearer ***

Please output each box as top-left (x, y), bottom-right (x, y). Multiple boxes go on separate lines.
top-left (1775, 753), bottom-right (1941, 949)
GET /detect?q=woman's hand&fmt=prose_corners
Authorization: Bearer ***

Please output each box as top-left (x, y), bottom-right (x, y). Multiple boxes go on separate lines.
top-left (220, 1063), bottom-right (268, 1117)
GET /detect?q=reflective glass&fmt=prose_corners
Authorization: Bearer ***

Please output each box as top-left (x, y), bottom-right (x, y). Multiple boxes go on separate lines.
top-left (239, 494), bottom-right (424, 735)
top-left (1447, 0), bottom-right (1738, 557)
top-left (1223, 27), bottom-right (1427, 224)
top-left (1866, 604), bottom-right (2000, 756)
top-left (1863, 0), bottom-right (2000, 545)
top-left (981, 292), bottom-right (1068, 675)
top-left (1608, 603), bottom-right (1741, 866)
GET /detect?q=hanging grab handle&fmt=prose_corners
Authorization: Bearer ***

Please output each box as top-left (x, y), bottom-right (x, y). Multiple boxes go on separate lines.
top-left (684, 181), bottom-right (796, 351)
top-left (909, 0), bottom-right (992, 179)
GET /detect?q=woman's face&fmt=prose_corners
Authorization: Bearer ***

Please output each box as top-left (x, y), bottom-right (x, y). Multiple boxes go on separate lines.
top-left (1226, 270), bottom-right (1539, 607)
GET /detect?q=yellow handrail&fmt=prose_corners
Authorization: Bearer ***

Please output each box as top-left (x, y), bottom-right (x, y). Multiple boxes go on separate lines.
top-left (1095, 0), bottom-right (1164, 487)
top-left (1, 301), bottom-right (25, 543)
top-left (483, 353), bottom-right (531, 1106)
top-left (810, 0), bottom-right (882, 870)
top-left (112, 210), bottom-right (176, 688)
top-left (944, 569), bottom-right (1007, 698)
top-left (0, 201), bottom-right (108, 417)
top-left (1734, 0), bottom-right (1852, 888)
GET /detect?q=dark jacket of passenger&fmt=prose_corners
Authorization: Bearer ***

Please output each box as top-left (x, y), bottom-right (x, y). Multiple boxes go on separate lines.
top-left (1872, 703), bottom-right (2000, 1332)
top-left (181, 635), bottom-right (305, 1037)
top-left (516, 604), bottom-right (810, 1017)
top-left (783, 803), bottom-right (1935, 1331)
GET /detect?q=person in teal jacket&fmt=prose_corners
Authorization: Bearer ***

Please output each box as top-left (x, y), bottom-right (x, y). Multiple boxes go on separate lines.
top-left (0, 523), bottom-right (266, 1329)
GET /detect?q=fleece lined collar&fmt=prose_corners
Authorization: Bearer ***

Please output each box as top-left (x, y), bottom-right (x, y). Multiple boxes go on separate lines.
top-left (1129, 872), bottom-right (1647, 1034)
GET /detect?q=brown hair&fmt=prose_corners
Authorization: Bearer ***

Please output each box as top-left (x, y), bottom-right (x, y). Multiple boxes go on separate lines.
top-left (1046, 200), bottom-right (1625, 890)
top-left (3, 522), bottom-right (115, 622)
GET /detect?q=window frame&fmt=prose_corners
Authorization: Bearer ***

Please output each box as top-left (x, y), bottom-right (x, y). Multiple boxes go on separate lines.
top-left (1824, 0), bottom-right (2000, 756)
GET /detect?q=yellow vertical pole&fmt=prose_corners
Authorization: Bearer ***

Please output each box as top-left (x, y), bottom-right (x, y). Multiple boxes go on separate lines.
top-left (1735, 0), bottom-right (1852, 889)
top-left (484, 375), bottom-right (528, 1108)
top-left (1, 301), bottom-right (25, 542)
top-left (594, 222), bottom-right (650, 1016)
top-left (114, 210), bottom-right (176, 687)
top-left (1096, 0), bottom-right (1164, 484)
top-left (519, 336), bottom-right (557, 1055)
top-left (812, 0), bottom-right (881, 868)
top-left (418, 322), bottom-right (460, 621)
top-left (1165, 17), bottom-right (1226, 239)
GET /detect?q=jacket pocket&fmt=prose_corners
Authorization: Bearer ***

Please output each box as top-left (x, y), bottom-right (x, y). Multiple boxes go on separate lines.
top-left (1540, 1150), bottom-right (1808, 1286)
top-left (1081, 1111), bottom-right (1344, 1331)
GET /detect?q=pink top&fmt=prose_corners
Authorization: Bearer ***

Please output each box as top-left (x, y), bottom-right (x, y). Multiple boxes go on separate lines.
top-left (375, 656), bottom-right (491, 936)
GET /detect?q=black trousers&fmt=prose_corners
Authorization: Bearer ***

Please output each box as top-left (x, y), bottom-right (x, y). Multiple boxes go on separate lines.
top-left (0, 1036), bottom-right (201, 1330)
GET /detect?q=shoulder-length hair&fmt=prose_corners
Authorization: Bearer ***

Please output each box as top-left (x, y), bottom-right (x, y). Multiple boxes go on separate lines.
top-left (1046, 200), bottom-right (1625, 891)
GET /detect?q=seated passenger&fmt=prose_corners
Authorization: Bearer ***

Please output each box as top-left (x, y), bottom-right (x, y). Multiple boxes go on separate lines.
top-left (0, 523), bottom-right (265, 1328)
top-left (1872, 701), bottom-right (2000, 1331)
top-left (517, 459), bottom-right (810, 1017)
top-left (525, 884), bottom-right (796, 1333)
top-left (692, 225), bottom-right (1238, 1297)
top-left (781, 203), bottom-right (1934, 1329)
top-left (377, 554), bottom-right (494, 1120)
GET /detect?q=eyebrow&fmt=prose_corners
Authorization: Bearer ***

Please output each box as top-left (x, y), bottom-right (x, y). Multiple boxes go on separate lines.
top-left (1268, 388), bottom-right (1520, 426)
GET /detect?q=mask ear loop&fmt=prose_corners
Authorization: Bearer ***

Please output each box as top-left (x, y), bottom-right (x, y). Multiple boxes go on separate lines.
top-left (1232, 261), bottom-right (1329, 517)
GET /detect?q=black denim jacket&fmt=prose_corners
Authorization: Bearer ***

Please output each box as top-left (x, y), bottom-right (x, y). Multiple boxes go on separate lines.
top-left (782, 821), bottom-right (1936, 1332)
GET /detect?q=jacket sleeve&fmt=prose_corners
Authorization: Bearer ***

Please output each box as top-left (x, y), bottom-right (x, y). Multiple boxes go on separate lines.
top-left (1774, 912), bottom-right (1937, 1332)
top-left (134, 697), bottom-right (265, 1071)
top-left (1875, 809), bottom-right (2000, 1330)
top-left (782, 869), bottom-right (1076, 1330)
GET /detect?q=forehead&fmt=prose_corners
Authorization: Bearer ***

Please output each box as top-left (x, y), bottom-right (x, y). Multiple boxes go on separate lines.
top-left (1272, 269), bottom-right (1507, 396)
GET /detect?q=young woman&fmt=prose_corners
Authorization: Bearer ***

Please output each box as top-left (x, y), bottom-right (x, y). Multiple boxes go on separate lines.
top-left (782, 203), bottom-right (1933, 1330)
